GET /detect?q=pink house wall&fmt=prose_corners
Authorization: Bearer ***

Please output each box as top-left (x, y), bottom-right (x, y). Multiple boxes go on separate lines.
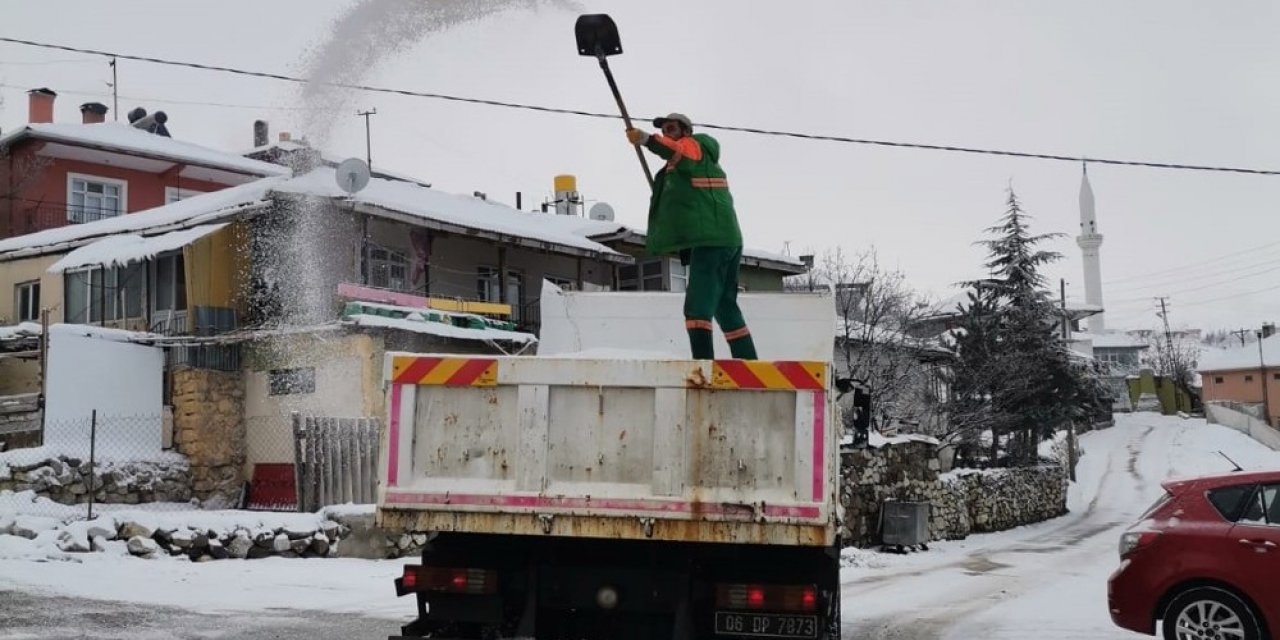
top-left (1201, 366), bottom-right (1280, 426)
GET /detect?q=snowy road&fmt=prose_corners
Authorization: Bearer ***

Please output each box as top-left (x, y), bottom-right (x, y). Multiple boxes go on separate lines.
top-left (1, 413), bottom-right (1276, 639)
top-left (839, 413), bottom-right (1280, 640)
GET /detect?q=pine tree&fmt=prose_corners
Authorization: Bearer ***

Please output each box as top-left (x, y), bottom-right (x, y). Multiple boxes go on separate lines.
top-left (946, 189), bottom-right (1087, 466)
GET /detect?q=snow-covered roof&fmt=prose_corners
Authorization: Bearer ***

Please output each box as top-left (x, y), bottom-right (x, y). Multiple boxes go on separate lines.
top-left (1198, 334), bottom-right (1280, 373)
top-left (48, 224), bottom-right (228, 274)
top-left (0, 176), bottom-right (284, 260)
top-left (277, 169), bottom-right (625, 260)
top-left (0, 123), bottom-right (290, 178)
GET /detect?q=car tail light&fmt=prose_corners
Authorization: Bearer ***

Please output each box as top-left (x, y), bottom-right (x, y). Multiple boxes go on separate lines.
top-left (716, 583), bottom-right (818, 612)
top-left (1118, 531), bottom-right (1161, 559)
top-left (396, 565), bottom-right (497, 596)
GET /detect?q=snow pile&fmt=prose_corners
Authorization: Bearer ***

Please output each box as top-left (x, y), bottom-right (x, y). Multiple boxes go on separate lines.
top-left (868, 431), bottom-right (941, 448)
top-left (0, 322), bottom-right (41, 342)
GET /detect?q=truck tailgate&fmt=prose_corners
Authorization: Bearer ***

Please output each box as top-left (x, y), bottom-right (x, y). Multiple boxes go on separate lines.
top-left (376, 354), bottom-right (837, 547)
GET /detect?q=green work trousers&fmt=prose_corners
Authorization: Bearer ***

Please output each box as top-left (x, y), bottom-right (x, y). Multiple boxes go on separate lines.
top-left (683, 246), bottom-right (758, 360)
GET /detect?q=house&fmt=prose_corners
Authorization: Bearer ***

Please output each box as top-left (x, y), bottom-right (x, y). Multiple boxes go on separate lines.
top-left (1199, 333), bottom-right (1280, 427)
top-left (0, 88), bottom-right (289, 240)
top-left (0, 134), bottom-right (803, 504)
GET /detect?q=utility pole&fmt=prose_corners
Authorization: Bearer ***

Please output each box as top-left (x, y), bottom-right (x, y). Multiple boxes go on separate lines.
top-left (1258, 330), bottom-right (1272, 427)
top-left (356, 107), bottom-right (377, 169)
top-left (1060, 278), bottom-right (1069, 340)
top-left (1231, 328), bottom-right (1250, 348)
top-left (108, 58), bottom-right (119, 121)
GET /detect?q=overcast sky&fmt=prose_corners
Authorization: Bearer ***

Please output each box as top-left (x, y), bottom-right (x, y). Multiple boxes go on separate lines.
top-left (2, 0), bottom-right (1277, 333)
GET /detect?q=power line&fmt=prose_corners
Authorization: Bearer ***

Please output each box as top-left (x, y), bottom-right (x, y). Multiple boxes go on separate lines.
top-left (1103, 240), bottom-right (1280, 285)
top-left (1106, 256), bottom-right (1280, 298)
top-left (3, 35), bottom-right (1280, 176)
top-left (1174, 283), bottom-right (1280, 309)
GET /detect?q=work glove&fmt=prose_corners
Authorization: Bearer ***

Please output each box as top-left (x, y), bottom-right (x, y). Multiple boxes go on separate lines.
top-left (626, 128), bottom-right (649, 145)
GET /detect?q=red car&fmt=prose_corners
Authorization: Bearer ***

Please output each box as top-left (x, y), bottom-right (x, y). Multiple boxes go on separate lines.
top-left (1108, 469), bottom-right (1280, 640)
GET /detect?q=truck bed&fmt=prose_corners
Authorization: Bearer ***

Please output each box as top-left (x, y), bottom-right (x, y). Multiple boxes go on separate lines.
top-left (375, 354), bottom-right (838, 547)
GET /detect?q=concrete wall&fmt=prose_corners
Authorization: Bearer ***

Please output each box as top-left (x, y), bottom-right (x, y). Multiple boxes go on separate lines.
top-left (1205, 401), bottom-right (1280, 451)
top-left (1202, 367), bottom-right (1280, 426)
top-left (840, 440), bottom-right (1068, 547)
top-left (242, 332), bottom-right (381, 476)
top-left (43, 326), bottom-right (164, 458)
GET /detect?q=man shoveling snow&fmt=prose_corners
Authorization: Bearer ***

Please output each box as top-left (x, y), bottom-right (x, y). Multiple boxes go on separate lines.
top-left (627, 113), bottom-right (758, 361)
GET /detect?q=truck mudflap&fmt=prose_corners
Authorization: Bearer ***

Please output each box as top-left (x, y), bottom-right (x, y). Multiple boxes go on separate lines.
top-left (386, 533), bottom-right (841, 640)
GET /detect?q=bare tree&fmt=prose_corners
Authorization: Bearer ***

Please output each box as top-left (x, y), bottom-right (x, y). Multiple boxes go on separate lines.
top-left (792, 247), bottom-right (943, 439)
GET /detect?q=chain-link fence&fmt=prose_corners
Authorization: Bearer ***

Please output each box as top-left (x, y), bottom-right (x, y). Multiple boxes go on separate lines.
top-left (0, 412), bottom-right (192, 522)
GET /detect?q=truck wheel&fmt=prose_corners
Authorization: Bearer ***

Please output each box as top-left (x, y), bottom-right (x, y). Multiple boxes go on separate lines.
top-left (1161, 586), bottom-right (1263, 640)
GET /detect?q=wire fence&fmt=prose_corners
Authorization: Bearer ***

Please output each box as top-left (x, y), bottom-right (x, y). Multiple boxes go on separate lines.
top-left (0, 412), bottom-right (193, 522)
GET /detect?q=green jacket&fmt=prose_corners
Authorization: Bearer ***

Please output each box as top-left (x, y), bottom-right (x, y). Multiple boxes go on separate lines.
top-left (643, 132), bottom-right (743, 256)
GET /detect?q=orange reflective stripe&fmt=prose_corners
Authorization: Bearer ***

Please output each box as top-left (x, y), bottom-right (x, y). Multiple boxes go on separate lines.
top-left (685, 319), bottom-right (714, 331)
top-left (690, 177), bottom-right (730, 188)
top-left (724, 326), bottom-right (751, 341)
top-left (654, 135), bottom-right (703, 162)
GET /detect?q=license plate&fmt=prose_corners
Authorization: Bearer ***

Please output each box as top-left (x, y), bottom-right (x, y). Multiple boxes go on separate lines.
top-left (714, 612), bottom-right (819, 638)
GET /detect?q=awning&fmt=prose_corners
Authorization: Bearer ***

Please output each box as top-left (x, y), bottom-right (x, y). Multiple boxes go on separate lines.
top-left (47, 223), bottom-right (228, 274)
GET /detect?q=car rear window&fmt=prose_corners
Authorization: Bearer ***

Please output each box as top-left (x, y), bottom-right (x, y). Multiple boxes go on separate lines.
top-left (1207, 485), bottom-right (1257, 522)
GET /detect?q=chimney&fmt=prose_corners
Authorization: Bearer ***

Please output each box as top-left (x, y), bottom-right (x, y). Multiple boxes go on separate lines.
top-left (80, 102), bottom-right (108, 124)
top-left (27, 88), bottom-right (56, 124)
top-left (1264, 323), bottom-right (1276, 339)
top-left (253, 120), bottom-right (269, 147)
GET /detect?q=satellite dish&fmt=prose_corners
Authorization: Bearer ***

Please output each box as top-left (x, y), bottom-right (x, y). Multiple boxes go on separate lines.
top-left (335, 158), bottom-right (371, 194)
top-left (589, 202), bottom-right (615, 222)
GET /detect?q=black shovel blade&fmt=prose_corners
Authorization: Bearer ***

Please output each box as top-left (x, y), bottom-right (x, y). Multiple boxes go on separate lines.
top-left (575, 14), bottom-right (623, 57)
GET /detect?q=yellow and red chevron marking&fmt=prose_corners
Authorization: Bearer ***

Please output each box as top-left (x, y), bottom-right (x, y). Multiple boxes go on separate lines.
top-left (710, 360), bottom-right (826, 391)
top-left (391, 356), bottom-right (497, 387)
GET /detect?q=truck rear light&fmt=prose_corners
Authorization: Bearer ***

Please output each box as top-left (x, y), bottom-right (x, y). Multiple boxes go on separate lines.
top-left (716, 583), bottom-right (818, 612)
top-left (397, 565), bottom-right (497, 596)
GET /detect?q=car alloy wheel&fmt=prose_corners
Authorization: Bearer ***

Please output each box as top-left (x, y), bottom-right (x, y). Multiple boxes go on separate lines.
top-left (1163, 587), bottom-right (1261, 640)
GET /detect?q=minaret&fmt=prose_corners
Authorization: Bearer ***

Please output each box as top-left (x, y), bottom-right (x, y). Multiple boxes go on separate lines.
top-left (1076, 164), bottom-right (1106, 333)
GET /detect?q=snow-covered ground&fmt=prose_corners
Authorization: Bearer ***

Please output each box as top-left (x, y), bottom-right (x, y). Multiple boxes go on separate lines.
top-left (839, 412), bottom-right (1280, 639)
top-left (0, 412), bottom-right (1276, 638)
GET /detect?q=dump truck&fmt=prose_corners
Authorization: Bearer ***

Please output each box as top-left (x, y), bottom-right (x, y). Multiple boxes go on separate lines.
top-left (377, 285), bottom-right (844, 640)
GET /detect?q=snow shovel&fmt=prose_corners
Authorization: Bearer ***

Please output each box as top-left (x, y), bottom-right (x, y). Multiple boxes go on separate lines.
top-left (576, 13), bottom-right (655, 190)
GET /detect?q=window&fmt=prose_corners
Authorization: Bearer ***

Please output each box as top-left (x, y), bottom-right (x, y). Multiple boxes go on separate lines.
top-left (478, 267), bottom-right (524, 321)
top-left (268, 368), bottom-right (315, 396)
top-left (1214, 376), bottom-right (1225, 384)
top-left (15, 280), bottom-right (39, 322)
top-left (1266, 485), bottom-right (1280, 525)
top-left (67, 174), bottom-right (126, 223)
top-left (1274, 373), bottom-right (1280, 381)
top-left (618, 258), bottom-right (670, 291)
top-left (1245, 375), bottom-right (1254, 383)
top-left (365, 245), bottom-right (409, 291)
top-left (545, 275), bottom-right (575, 289)
top-left (1208, 485), bottom-right (1255, 522)
top-left (165, 187), bottom-right (204, 204)
top-left (63, 265), bottom-right (146, 324)
top-left (153, 252), bottom-right (187, 313)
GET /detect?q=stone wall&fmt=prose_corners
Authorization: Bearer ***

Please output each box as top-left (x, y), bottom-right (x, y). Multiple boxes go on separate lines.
top-left (171, 368), bottom-right (245, 508)
top-left (0, 456), bottom-right (191, 504)
top-left (840, 440), bottom-right (1068, 548)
